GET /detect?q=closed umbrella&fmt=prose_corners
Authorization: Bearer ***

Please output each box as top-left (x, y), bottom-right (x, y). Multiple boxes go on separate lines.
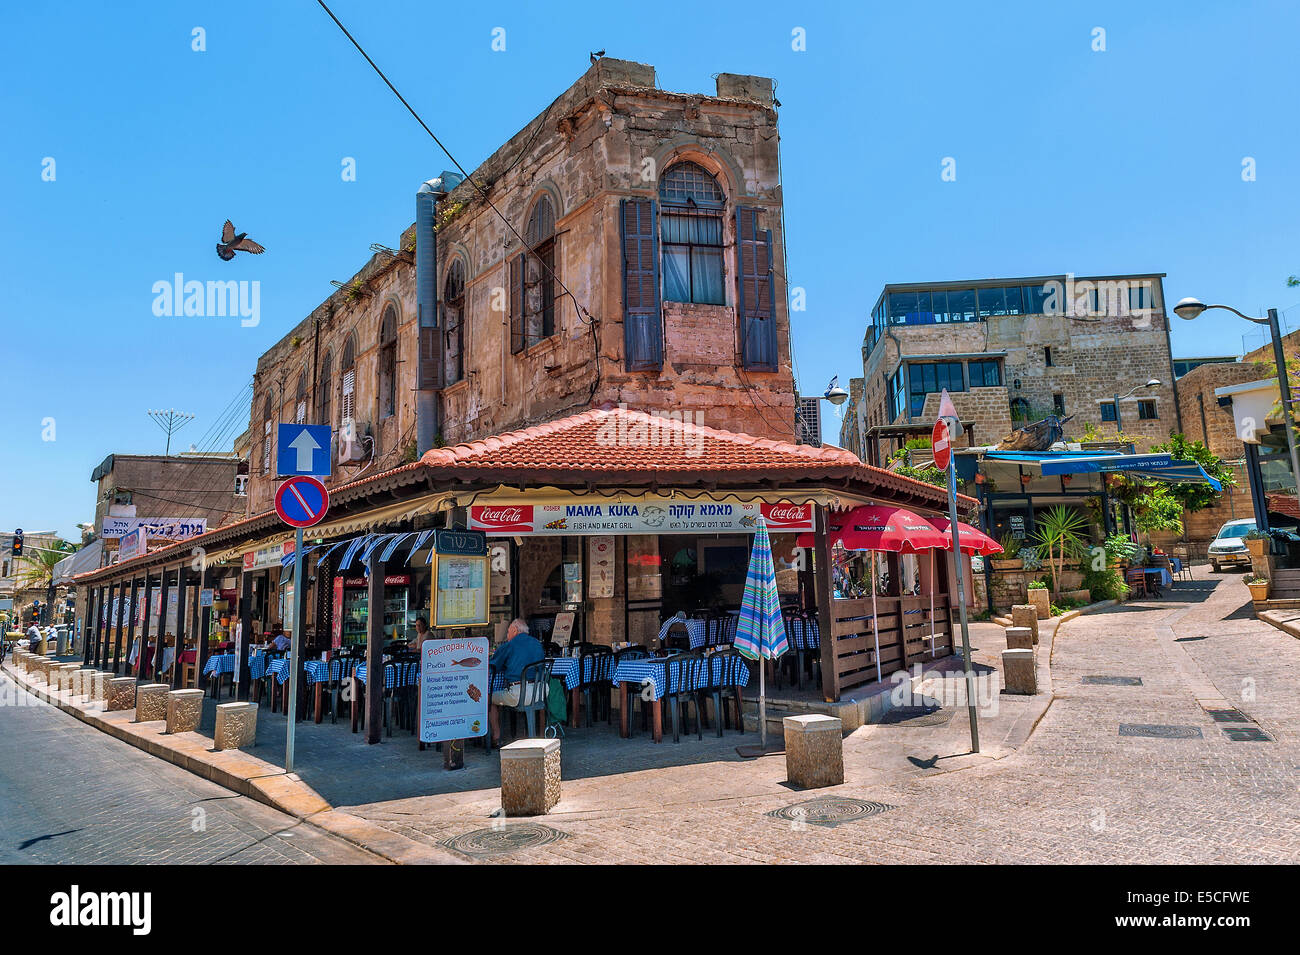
top-left (734, 517), bottom-right (789, 753)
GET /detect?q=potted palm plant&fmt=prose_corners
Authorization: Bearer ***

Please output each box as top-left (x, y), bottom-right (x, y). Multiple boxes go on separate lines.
top-left (990, 533), bottom-right (1023, 570)
top-left (1245, 575), bottom-right (1270, 601)
top-left (1026, 579), bottom-right (1051, 619)
top-left (1034, 506), bottom-right (1089, 600)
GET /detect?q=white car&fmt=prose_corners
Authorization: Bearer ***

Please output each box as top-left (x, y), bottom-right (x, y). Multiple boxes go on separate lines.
top-left (1207, 519), bottom-right (1256, 572)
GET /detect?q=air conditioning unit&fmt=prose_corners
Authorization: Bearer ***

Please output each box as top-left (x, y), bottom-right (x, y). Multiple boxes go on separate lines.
top-left (234, 475), bottom-right (248, 497)
top-left (338, 418), bottom-right (370, 463)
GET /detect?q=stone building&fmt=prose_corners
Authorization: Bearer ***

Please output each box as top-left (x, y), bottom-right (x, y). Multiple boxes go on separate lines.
top-left (856, 274), bottom-right (1180, 459)
top-left (244, 58), bottom-right (794, 515)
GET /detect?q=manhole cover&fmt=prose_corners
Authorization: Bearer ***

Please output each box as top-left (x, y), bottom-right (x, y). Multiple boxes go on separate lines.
top-left (439, 823), bottom-right (569, 859)
top-left (1119, 724), bottom-right (1203, 739)
top-left (766, 796), bottom-right (896, 828)
top-left (1082, 676), bottom-right (1143, 686)
top-left (879, 706), bottom-right (953, 726)
top-left (1204, 707), bottom-right (1252, 723)
top-left (1221, 726), bottom-right (1273, 742)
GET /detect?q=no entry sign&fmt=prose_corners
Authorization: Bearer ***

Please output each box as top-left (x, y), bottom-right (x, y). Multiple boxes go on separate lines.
top-left (275, 476), bottom-right (330, 528)
top-left (932, 420), bottom-right (951, 471)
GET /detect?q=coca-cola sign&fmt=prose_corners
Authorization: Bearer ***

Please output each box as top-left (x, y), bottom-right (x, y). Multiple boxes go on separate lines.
top-left (469, 505), bottom-right (535, 533)
top-left (761, 502), bottom-right (813, 530)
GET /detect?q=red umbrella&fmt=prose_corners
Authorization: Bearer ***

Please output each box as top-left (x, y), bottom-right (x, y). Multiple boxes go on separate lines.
top-left (929, 517), bottom-right (1003, 556)
top-left (795, 505), bottom-right (948, 553)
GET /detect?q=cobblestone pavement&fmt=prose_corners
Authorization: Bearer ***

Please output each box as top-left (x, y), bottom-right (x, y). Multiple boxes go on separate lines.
top-left (350, 571), bottom-right (1300, 863)
top-left (0, 672), bottom-right (385, 865)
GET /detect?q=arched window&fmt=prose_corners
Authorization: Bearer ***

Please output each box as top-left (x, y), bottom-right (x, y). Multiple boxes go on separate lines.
top-left (261, 393), bottom-right (273, 474)
top-left (317, 351), bottom-right (332, 427)
top-left (294, 369), bottom-right (308, 424)
top-left (515, 195), bottom-right (556, 350)
top-left (378, 308), bottom-right (397, 419)
top-left (444, 261), bottom-right (465, 385)
top-left (658, 162), bottom-right (725, 305)
top-left (340, 335), bottom-right (356, 428)
top-left (1011, 397), bottom-right (1031, 423)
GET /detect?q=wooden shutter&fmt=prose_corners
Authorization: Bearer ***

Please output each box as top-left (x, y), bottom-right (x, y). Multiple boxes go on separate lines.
top-left (621, 198), bottom-right (661, 371)
top-left (510, 253), bottom-right (526, 354)
top-left (736, 206), bottom-right (777, 371)
top-left (419, 326), bottom-right (440, 388)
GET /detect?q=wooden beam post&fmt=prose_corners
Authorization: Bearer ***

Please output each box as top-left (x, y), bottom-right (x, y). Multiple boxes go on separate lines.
top-left (99, 580), bottom-right (117, 670)
top-left (172, 566), bottom-right (189, 689)
top-left (196, 568), bottom-right (212, 692)
top-left (237, 567), bottom-right (254, 699)
top-left (365, 558), bottom-right (386, 744)
top-left (138, 573), bottom-right (154, 678)
top-left (122, 577), bottom-right (140, 677)
top-left (83, 586), bottom-right (99, 665)
top-left (813, 504), bottom-right (837, 702)
top-left (151, 568), bottom-right (171, 681)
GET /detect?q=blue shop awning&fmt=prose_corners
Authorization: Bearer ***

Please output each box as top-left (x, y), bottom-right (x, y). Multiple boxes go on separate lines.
top-left (975, 451), bottom-right (1222, 491)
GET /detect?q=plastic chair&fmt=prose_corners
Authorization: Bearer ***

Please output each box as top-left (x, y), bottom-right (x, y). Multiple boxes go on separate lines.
top-left (503, 658), bottom-right (555, 740)
top-left (700, 647), bottom-right (747, 736)
top-left (577, 645), bottom-right (614, 726)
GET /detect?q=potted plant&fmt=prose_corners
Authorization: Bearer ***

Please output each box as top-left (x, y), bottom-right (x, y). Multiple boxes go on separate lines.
top-left (1026, 579), bottom-right (1051, 619)
top-left (1245, 575), bottom-right (1270, 601)
top-left (1244, 530), bottom-right (1269, 559)
top-left (990, 533), bottom-right (1023, 570)
top-left (1033, 506), bottom-right (1089, 599)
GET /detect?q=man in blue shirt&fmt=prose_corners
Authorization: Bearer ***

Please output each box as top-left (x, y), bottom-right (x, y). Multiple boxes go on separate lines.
top-left (488, 618), bottom-right (544, 745)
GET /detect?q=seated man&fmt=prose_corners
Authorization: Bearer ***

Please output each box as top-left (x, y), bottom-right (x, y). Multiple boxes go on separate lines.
top-left (487, 618), bottom-right (544, 745)
top-left (268, 625), bottom-right (291, 652)
top-left (407, 617), bottom-right (431, 652)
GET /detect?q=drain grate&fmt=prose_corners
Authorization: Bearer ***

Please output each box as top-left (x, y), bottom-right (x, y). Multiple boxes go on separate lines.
top-left (767, 796), bottom-right (896, 828)
top-left (879, 705), bottom-right (953, 727)
top-left (439, 823), bottom-right (569, 859)
top-left (1119, 724), bottom-right (1203, 739)
top-left (1221, 726), bottom-right (1273, 742)
top-left (1204, 707), bottom-right (1253, 723)
top-left (1082, 676), bottom-right (1144, 686)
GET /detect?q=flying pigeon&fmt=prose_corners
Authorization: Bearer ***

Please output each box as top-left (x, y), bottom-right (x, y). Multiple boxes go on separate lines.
top-left (216, 220), bottom-right (265, 261)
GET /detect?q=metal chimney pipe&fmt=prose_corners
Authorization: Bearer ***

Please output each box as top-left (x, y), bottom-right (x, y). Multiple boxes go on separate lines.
top-left (415, 179), bottom-right (442, 455)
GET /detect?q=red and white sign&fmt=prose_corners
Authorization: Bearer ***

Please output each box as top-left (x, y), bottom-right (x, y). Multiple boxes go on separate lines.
top-left (932, 420), bottom-right (951, 471)
top-left (469, 497), bottom-right (814, 536)
top-left (341, 575), bottom-right (411, 588)
top-left (244, 540), bottom-right (295, 571)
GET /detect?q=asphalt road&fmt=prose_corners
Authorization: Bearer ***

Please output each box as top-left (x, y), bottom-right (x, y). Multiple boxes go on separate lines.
top-left (0, 671), bottom-right (385, 864)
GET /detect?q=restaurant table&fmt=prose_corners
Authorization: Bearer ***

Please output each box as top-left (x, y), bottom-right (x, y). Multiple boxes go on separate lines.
top-left (610, 654), bottom-right (750, 742)
top-left (351, 661), bottom-right (420, 733)
top-left (304, 657), bottom-right (361, 723)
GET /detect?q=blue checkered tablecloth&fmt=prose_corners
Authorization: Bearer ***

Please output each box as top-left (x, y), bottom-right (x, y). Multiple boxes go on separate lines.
top-left (657, 617), bottom-right (707, 649)
top-left (267, 657), bottom-right (292, 685)
top-left (610, 655), bottom-right (749, 700)
top-left (203, 653), bottom-right (234, 676)
top-left (785, 616), bottom-right (820, 650)
top-left (355, 661), bottom-right (420, 689)
top-left (302, 657), bottom-right (361, 685)
top-left (548, 657), bottom-right (582, 690)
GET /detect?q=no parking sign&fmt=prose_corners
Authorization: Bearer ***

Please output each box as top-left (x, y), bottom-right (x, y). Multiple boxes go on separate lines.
top-left (275, 476), bottom-right (329, 528)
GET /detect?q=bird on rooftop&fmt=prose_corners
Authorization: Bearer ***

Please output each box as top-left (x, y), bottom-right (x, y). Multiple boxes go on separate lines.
top-left (216, 220), bottom-right (265, 261)
top-left (590, 50), bottom-right (605, 65)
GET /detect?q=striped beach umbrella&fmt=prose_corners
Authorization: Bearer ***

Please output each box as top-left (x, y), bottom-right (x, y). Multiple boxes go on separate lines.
top-left (734, 517), bottom-right (788, 750)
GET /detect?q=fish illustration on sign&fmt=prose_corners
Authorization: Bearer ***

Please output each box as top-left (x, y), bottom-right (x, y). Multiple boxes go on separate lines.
top-left (739, 515), bottom-right (757, 528)
top-left (451, 657), bottom-right (481, 668)
top-left (545, 517), bottom-right (568, 529)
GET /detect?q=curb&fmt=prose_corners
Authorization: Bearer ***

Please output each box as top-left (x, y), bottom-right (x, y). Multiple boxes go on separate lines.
top-left (2, 661), bottom-right (461, 865)
top-left (1257, 610), bottom-right (1300, 641)
top-left (991, 597), bottom-right (1118, 629)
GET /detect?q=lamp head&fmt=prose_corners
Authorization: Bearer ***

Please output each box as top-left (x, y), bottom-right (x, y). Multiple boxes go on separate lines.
top-left (1145, 378), bottom-right (1161, 388)
top-left (823, 376), bottom-right (849, 406)
top-left (1173, 297), bottom-right (1207, 321)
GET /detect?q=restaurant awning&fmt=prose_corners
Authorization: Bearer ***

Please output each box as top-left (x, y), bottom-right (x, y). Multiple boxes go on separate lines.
top-left (970, 450), bottom-right (1223, 491)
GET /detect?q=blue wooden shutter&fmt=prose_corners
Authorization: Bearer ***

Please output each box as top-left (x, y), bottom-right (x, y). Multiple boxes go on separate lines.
top-left (736, 206), bottom-right (777, 370)
top-left (509, 252), bottom-right (526, 354)
top-left (621, 198), bottom-right (661, 371)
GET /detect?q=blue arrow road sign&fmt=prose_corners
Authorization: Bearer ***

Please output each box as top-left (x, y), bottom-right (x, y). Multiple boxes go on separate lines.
top-left (277, 424), bottom-right (332, 477)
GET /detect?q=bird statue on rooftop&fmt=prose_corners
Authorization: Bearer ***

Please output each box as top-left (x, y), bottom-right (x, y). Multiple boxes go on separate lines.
top-left (216, 220), bottom-right (265, 261)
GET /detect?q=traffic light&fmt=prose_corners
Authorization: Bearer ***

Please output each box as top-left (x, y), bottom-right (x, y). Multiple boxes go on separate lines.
top-left (11, 529), bottom-right (22, 557)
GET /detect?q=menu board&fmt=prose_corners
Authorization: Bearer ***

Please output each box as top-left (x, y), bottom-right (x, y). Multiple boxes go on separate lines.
top-left (433, 554), bottom-right (489, 628)
top-left (420, 636), bottom-right (489, 743)
top-left (588, 536), bottom-right (615, 598)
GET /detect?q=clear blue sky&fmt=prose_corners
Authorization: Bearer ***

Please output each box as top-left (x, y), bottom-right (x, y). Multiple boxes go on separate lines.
top-left (2, 0), bottom-right (1297, 541)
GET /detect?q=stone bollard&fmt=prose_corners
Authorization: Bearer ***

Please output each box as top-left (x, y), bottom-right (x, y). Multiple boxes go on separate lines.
top-left (500, 738), bottom-right (561, 816)
top-left (784, 714), bottom-right (845, 788)
top-left (90, 671), bottom-right (111, 703)
top-left (1027, 588), bottom-right (1051, 620)
top-left (214, 702), bottom-right (258, 751)
top-left (75, 668), bottom-right (96, 698)
top-left (134, 683), bottom-right (171, 722)
top-left (106, 677), bottom-right (137, 712)
top-left (13, 650), bottom-right (28, 671)
top-left (1002, 648), bottom-right (1037, 695)
top-left (1005, 626), bottom-right (1035, 650)
top-left (33, 658), bottom-right (51, 683)
top-left (166, 690), bottom-right (204, 734)
top-left (53, 664), bottom-right (78, 692)
top-left (1011, 605), bottom-right (1040, 645)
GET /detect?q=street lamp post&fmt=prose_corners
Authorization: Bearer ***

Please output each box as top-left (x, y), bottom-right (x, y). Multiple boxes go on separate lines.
top-left (1112, 377), bottom-right (1162, 434)
top-left (1173, 298), bottom-right (1300, 519)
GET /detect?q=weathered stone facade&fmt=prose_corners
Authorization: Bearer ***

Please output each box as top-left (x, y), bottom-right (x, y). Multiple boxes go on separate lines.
top-left (244, 59), bottom-right (794, 514)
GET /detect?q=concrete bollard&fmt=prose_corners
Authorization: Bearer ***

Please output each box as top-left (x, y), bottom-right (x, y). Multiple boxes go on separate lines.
top-left (214, 702), bottom-right (258, 751)
top-left (134, 683), bottom-right (171, 722)
top-left (500, 738), bottom-right (561, 816)
top-left (1005, 626), bottom-right (1035, 650)
top-left (1027, 588), bottom-right (1051, 620)
top-left (1002, 648), bottom-right (1037, 695)
top-left (106, 677), bottom-right (137, 712)
top-left (166, 689), bottom-right (205, 734)
top-left (783, 714), bottom-right (845, 789)
top-left (90, 671), bottom-right (111, 703)
top-left (1011, 605), bottom-right (1040, 645)
top-left (75, 668), bottom-right (96, 698)
top-left (52, 664), bottom-right (75, 692)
